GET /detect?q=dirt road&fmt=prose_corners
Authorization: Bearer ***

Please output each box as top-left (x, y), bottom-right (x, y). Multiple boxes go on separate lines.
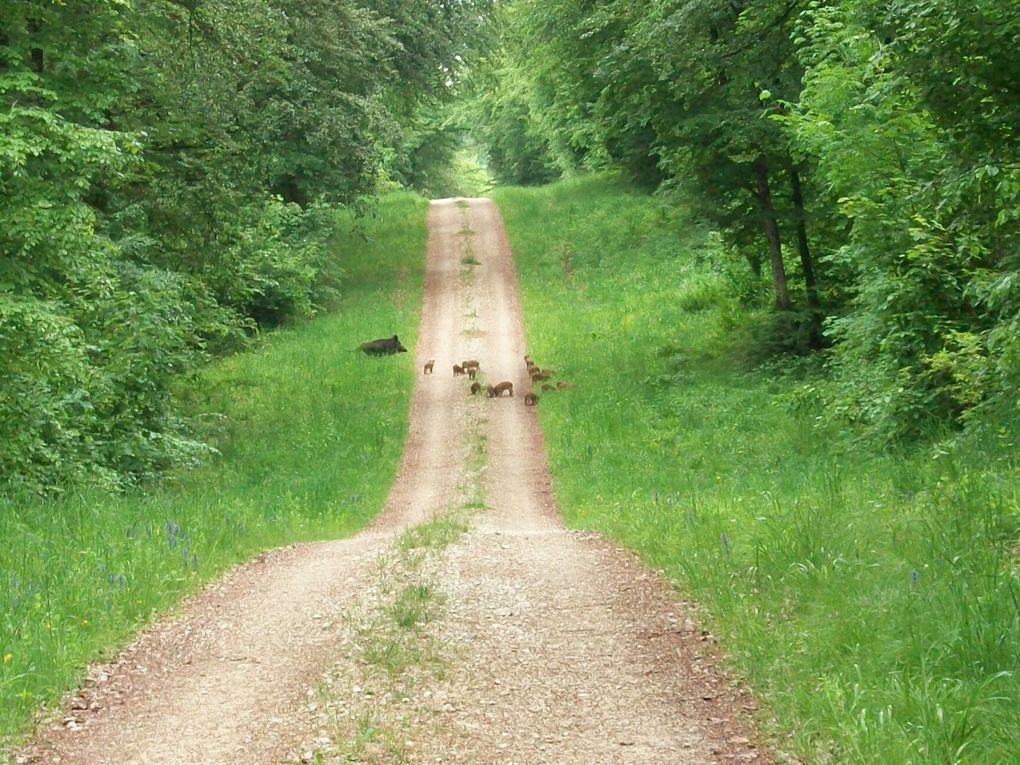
top-left (14, 199), bottom-right (767, 764)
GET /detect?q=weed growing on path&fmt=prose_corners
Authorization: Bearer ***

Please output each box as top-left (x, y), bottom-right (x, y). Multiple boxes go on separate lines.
top-left (306, 509), bottom-right (481, 764)
top-left (458, 205), bottom-right (482, 271)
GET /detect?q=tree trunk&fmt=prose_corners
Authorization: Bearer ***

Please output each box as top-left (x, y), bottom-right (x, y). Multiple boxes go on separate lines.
top-left (274, 174), bottom-right (308, 207)
top-left (28, 17), bottom-right (44, 72)
top-left (789, 167), bottom-right (819, 310)
top-left (789, 166), bottom-right (823, 348)
top-left (753, 156), bottom-right (791, 311)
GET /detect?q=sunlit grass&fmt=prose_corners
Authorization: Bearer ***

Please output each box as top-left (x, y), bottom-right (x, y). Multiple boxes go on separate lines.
top-left (0, 191), bottom-right (428, 744)
top-left (494, 175), bottom-right (1020, 765)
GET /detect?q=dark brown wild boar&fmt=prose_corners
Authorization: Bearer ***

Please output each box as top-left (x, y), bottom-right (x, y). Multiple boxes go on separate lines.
top-left (358, 335), bottom-right (408, 355)
top-left (488, 381), bottom-right (514, 397)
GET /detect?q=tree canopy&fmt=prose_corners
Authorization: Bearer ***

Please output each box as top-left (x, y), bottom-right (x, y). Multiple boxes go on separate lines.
top-left (4, 0), bottom-right (1019, 493)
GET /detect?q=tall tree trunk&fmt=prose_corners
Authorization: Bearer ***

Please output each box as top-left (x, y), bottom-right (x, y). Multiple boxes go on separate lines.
top-left (27, 17), bottom-right (44, 72)
top-left (790, 166), bottom-right (823, 348)
top-left (753, 156), bottom-right (791, 311)
top-left (789, 167), bottom-right (818, 309)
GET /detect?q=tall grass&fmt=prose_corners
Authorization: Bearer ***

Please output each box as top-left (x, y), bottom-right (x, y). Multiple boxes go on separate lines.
top-left (0, 191), bottom-right (428, 744)
top-left (493, 176), bottom-right (1020, 764)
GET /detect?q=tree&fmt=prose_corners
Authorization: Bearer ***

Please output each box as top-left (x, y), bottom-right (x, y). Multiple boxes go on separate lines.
top-left (482, 1), bottom-right (823, 333)
top-left (1, 1), bottom-right (208, 492)
top-left (783, 0), bottom-right (1020, 434)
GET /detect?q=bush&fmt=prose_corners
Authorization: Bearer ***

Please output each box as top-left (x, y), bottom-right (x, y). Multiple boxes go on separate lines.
top-left (213, 200), bottom-right (343, 329)
top-left (0, 296), bottom-right (96, 494)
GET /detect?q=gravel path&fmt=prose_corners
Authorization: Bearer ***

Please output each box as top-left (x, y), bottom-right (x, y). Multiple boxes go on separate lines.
top-left (12, 198), bottom-right (769, 765)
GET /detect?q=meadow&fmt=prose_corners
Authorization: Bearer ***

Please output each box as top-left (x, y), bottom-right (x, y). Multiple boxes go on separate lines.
top-left (0, 192), bottom-right (427, 744)
top-left (493, 176), bottom-right (1020, 764)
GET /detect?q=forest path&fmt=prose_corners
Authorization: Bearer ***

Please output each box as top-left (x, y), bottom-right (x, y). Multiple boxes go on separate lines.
top-left (14, 199), bottom-right (766, 764)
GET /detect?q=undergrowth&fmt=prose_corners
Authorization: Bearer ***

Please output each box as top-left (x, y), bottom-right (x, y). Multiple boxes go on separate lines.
top-left (493, 175), bottom-right (1020, 765)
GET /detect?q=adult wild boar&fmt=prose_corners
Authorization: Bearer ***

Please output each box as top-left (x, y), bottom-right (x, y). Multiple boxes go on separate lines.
top-left (358, 334), bottom-right (408, 355)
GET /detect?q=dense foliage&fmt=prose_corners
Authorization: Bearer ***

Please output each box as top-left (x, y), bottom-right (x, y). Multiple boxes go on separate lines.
top-left (0, 0), bottom-right (486, 494)
top-left (472, 0), bottom-right (1020, 439)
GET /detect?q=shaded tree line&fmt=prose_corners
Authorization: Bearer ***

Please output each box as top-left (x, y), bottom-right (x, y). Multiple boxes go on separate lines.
top-left (0, 0), bottom-right (487, 495)
top-left (468, 0), bottom-right (1020, 439)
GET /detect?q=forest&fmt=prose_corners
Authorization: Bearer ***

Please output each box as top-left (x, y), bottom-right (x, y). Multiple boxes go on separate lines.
top-left (4, 1), bottom-right (1019, 497)
top-left (2, 1), bottom-right (1020, 761)
top-left (472, 0), bottom-right (1020, 438)
top-left (1, 0), bottom-right (486, 495)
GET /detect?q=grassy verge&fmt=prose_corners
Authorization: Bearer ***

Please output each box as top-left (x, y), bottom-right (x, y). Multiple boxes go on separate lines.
top-left (0, 191), bottom-right (428, 744)
top-left (493, 176), bottom-right (1020, 765)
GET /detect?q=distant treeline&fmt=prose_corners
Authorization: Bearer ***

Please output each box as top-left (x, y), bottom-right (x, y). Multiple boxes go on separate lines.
top-left (0, 1), bottom-right (488, 495)
top-left (467, 1), bottom-right (1020, 440)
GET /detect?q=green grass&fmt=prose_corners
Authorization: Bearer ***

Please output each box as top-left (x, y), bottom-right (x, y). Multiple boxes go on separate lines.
top-left (493, 175), bottom-right (1020, 765)
top-left (397, 516), bottom-right (472, 556)
top-left (0, 191), bottom-right (428, 745)
top-left (388, 583), bottom-right (442, 630)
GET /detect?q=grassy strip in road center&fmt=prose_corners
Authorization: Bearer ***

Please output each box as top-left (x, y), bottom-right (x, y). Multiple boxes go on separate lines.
top-left (301, 251), bottom-right (491, 762)
top-left (299, 409), bottom-right (490, 764)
